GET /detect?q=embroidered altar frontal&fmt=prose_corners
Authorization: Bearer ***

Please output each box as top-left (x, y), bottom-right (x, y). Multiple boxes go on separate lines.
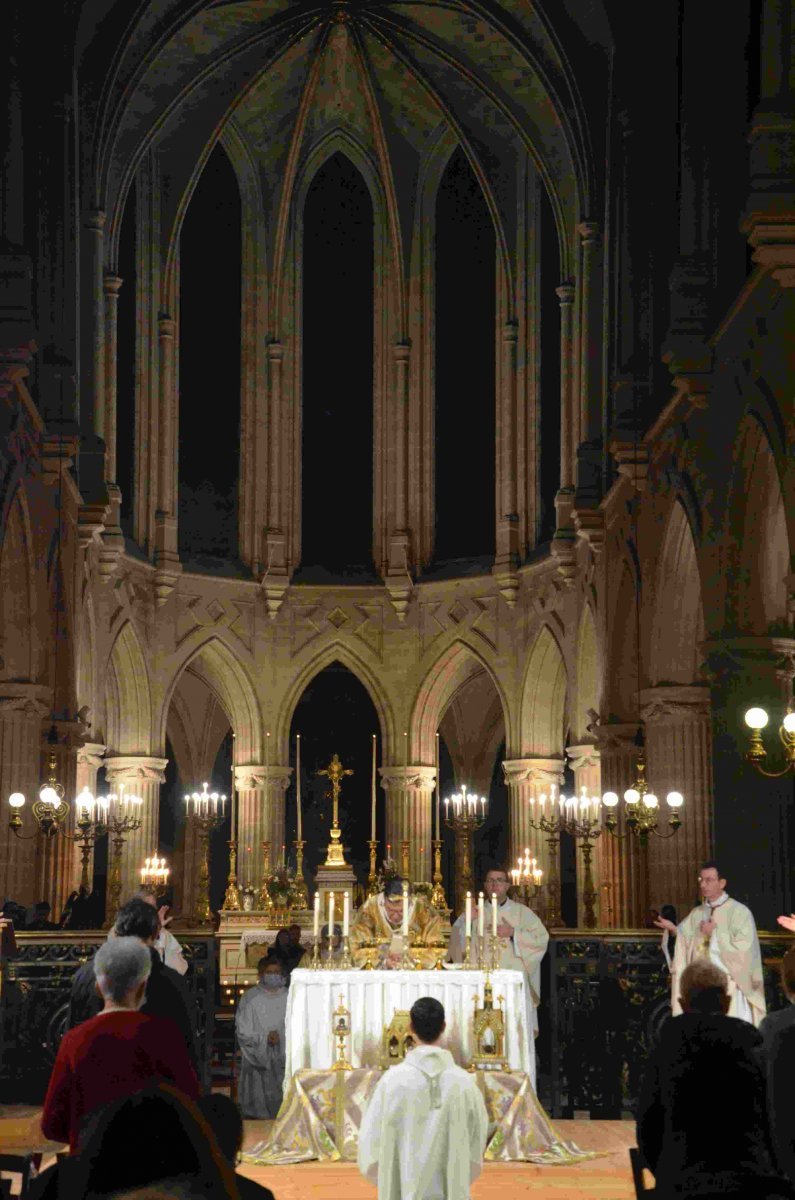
top-left (245, 1067), bottom-right (595, 1167)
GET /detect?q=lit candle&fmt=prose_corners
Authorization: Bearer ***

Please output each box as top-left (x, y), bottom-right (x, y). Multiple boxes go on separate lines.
top-left (371, 734), bottom-right (377, 841)
top-left (343, 891), bottom-right (350, 938)
top-left (402, 881), bottom-right (410, 938)
top-left (231, 731), bottom-right (237, 844)
top-left (465, 891), bottom-right (472, 939)
top-left (296, 734), bottom-right (302, 841)
top-left (511, 869), bottom-right (519, 886)
top-left (444, 796), bottom-right (449, 819)
top-left (403, 730), bottom-right (408, 773)
top-left (313, 892), bottom-right (320, 938)
top-left (435, 732), bottom-right (440, 841)
top-left (539, 792), bottom-right (546, 812)
top-left (328, 891), bottom-right (335, 936)
top-left (492, 893), bottom-right (498, 938)
top-left (480, 796), bottom-right (486, 817)
top-left (478, 891), bottom-right (485, 938)
top-left (265, 730), bottom-right (270, 817)
top-left (387, 842), bottom-right (391, 859)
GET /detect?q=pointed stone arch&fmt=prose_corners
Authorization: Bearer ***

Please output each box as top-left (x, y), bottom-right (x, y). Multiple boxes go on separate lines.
top-left (105, 621), bottom-right (152, 755)
top-left (650, 500), bottom-right (705, 685)
top-left (160, 634), bottom-right (262, 764)
top-left (411, 639), bottom-right (511, 765)
top-left (276, 641), bottom-right (395, 761)
top-left (520, 625), bottom-right (568, 757)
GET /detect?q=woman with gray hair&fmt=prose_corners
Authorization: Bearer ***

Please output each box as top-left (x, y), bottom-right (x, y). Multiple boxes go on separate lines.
top-left (42, 937), bottom-right (199, 1153)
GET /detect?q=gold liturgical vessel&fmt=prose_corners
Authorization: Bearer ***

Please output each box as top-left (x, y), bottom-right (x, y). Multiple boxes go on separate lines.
top-left (470, 977), bottom-right (508, 1071)
top-left (332, 994), bottom-right (353, 1071)
top-left (380, 1010), bottom-right (415, 1067)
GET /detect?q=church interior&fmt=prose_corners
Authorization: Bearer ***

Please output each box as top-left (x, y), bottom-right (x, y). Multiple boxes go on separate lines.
top-left (1, 0), bottom-right (794, 1196)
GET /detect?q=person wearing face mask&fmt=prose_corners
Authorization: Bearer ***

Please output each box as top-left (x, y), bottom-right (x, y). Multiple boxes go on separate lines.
top-left (235, 957), bottom-right (289, 1118)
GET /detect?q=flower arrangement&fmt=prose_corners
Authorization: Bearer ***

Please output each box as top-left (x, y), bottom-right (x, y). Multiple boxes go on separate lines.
top-left (263, 865), bottom-right (303, 914)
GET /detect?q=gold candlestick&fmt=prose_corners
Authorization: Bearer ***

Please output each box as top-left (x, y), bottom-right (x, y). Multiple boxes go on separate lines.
top-left (463, 931), bottom-right (473, 968)
top-left (399, 931), bottom-right (415, 970)
top-left (430, 838), bottom-right (447, 910)
top-left (258, 840), bottom-right (272, 910)
top-left (310, 935), bottom-right (321, 970)
top-left (189, 810), bottom-right (225, 925)
top-left (367, 839), bottom-right (379, 897)
top-left (400, 839), bottom-right (410, 880)
top-left (222, 840), bottom-right (242, 911)
top-left (294, 839), bottom-right (308, 908)
top-left (340, 934), bottom-right (353, 970)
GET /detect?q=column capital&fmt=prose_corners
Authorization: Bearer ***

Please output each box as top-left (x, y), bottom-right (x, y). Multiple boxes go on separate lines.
top-left (0, 683), bottom-right (51, 719)
top-left (234, 765), bottom-right (291, 791)
top-left (501, 757), bottom-right (565, 788)
top-left (577, 220), bottom-right (600, 244)
top-left (103, 273), bottom-right (123, 297)
top-left (565, 743), bottom-right (600, 773)
top-left (555, 282), bottom-right (575, 306)
top-left (267, 340), bottom-right (283, 363)
top-left (104, 756), bottom-right (168, 786)
top-left (392, 339), bottom-right (411, 361)
top-left (639, 685), bottom-right (711, 724)
top-left (592, 722), bottom-right (640, 754)
top-left (76, 742), bottom-right (106, 770)
top-left (84, 210), bottom-right (106, 233)
top-left (379, 766), bottom-right (436, 792)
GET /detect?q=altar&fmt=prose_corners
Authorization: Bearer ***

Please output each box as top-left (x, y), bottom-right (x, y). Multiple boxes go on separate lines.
top-left (285, 967), bottom-right (534, 1082)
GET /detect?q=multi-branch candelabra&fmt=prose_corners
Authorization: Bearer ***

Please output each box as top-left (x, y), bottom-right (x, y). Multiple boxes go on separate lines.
top-left (744, 704), bottom-right (795, 777)
top-left (102, 788), bottom-right (144, 927)
top-left (139, 852), bottom-right (170, 899)
top-left (561, 790), bottom-right (603, 930)
top-left (443, 785), bottom-right (487, 915)
top-left (601, 741), bottom-right (683, 847)
top-left (510, 850), bottom-right (544, 911)
top-left (527, 786), bottom-right (565, 927)
top-left (185, 782), bottom-right (226, 925)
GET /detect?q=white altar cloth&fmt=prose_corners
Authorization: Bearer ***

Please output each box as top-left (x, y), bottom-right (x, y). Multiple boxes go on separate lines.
top-left (285, 968), bottom-right (535, 1087)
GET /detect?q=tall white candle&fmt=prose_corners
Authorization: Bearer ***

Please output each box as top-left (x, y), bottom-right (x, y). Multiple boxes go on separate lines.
top-left (296, 734), bottom-right (302, 841)
top-left (371, 734), bottom-right (377, 840)
top-left (435, 732), bottom-right (440, 841)
top-left (343, 891), bottom-right (350, 937)
top-left (265, 730), bottom-right (270, 817)
top-left (313, 892), bottom-right (320, 938)
top-left (328, 891), bottom-right (335, 937)
top-left (478, 892), bottom-right (485, 938)
top-left (491, 893), bottom-right (498, 937)
top-left (465, 891), bottom-right (472, 939)
top-left (402, 881), bottom-right (409, 937)
top-left (231, 732), bottom-right (236, 843)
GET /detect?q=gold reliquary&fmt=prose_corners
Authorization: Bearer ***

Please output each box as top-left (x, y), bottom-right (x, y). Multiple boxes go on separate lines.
top-left (381, 1009), bottom-right (415, 1067)
top-left (470, 976), bottom-right (508, 1071)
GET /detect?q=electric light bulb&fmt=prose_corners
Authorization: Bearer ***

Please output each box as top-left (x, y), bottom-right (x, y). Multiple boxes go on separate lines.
top-left (8, 792), bottom-right (25, 809)
top-left (39, 786), bottom-right (59, 807)
top-left (602, 791), bottom-right (619, 807)
top-left (666, 791), bottom-right (684, 809)
top-left (642, 793), bottom-right (659, 810)
top-left (782, 712), bottom-right (795, 735)
top-left (744, 707), bottom-right (769, 731)
top-left (623, 788), bottom-right (640, 805)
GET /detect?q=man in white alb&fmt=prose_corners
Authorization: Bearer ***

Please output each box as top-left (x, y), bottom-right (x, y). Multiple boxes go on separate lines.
top-left (655, 861), bottom-right (765, 1026)
top-left (358, 996), bottom-right (488, 1200)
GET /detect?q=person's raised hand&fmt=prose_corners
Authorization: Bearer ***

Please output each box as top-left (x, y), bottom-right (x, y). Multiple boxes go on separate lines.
top-left (157, 905), bottom-right (172, 928)
top-left (653, 917), bottom-right (677, 934)
top-left (699, 918), bottom-right (716, 937)
top-left (496, 921), bottom-right (514, 939)
top-left (777, 914), bottom-right (795, 933)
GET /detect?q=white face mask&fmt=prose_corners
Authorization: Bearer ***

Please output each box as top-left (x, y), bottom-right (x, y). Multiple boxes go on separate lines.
top-left (261, 974), bottom-right (284, 990)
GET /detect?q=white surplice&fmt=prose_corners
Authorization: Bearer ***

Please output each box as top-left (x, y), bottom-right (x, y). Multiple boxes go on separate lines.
top-left (670, 893), bottom-right (766, 1026)
top-left (358, 1043), bottom-right (488, 1200)
top-left (236, 981), bottom-right (289, 1118)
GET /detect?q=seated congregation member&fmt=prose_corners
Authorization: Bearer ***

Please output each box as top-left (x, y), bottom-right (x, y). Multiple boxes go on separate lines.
top-left (636, 960), bottom-right (792, 1199)
top-left (26, 901), bottom-right (59, 930)
top-left (136, 888), bottom-right (189, 976)
top-left (350, 877), bottom-right (443, 968)
top-left (41, 939), bottom-right (200, 1153)
top-left (68, 897), bottom-right (198, 1070)
top-left (69, 1082), bottom-right (238, 1199)
top-left (359, 996), bottom-right (488, 1200)
top-left (298, 923), bottom-right (343, 967)
top-left (235, 956), bottom-right (288, 1119)
top-left (759, 944), bottom-right (795, 1054)
top-left (197, 1093), bottom-right (275, 1200)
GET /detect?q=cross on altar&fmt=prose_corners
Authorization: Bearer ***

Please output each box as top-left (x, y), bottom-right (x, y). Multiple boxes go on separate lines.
top-left (318, 753), bottom-right (353, 868)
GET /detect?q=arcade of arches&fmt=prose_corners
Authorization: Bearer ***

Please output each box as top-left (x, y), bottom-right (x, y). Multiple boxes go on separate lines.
top-left (1, 1), bottom-right (794, 933)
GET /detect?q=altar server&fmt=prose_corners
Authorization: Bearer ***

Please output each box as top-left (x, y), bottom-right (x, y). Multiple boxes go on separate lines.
top-left (236, 957), bottom-right (288, 1119)
top-left (358, 996), bottom-right (488, 1200)
top-left (349, 878), bottom-right (443, 968)
top-left (448, 867), bottom-right (549, 1036)
top-left (655, 861), bottom-right (765, 1026)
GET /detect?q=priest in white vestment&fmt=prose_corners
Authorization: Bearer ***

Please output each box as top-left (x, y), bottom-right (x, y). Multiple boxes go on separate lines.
top-left (448, 867), bottom-right (548, 1087)
top-left (655, 861), bottom-right (766, 1027)
top-left (359, 996), bottom-right (488, 1200)
top-left (235, 958), bottom-right (289, 1118)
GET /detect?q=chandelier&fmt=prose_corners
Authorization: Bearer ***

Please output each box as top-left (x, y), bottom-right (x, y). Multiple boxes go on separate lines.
top-left (8, 746), bottom-right (70, 838)
top-left (744, 705), bottom-right (795, 777)
top-left (599, 727), bottom-right (684, 845)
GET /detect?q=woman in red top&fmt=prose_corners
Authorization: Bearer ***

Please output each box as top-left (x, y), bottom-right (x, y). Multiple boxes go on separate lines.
top-left (41, 936), bottom-right (199, 1152)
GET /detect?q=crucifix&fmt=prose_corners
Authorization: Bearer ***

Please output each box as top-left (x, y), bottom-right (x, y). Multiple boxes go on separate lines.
top-left (318, 753), bottom-right (353, 868)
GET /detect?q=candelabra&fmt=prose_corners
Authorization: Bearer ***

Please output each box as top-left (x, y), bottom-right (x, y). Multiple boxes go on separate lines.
top-left (744, 704), bottom-right (795, 777)
top-left (561, 790), bottom-right (603, 930)
top-left (7, 749), bottom-right (71, 840)
top-left (527, 786), bottom-right (565, 927)
top-left (185, 783), bottom-right (227, 926)
top-left (139, 852), bottom-right (170, 899)
top-left (222, 841), bottom-right (242, 911)
top-left (430, 839), bottom-right (448, 911)
top-left (293, 839), bottom-right (309, 908)
top-left (102, 789), bottom-right (144, 928)
top-left (443, 785), bottom-right (487, 916)
top-left (366, 839), bottom-right (379, 897)
top-left (601, 744), bottom-right (683, 847)
top-left (510, 850), bottom-right (544, 913)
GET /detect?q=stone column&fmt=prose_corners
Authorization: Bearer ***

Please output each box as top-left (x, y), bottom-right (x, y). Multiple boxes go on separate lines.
top-left (65, 742), bottom-right (106, 897)
top-left (235, 765), bottom-right (291, 891)
top-left (502, 757), bottom-right (565, 923)
top-left (639, 687), bottom-right (712, 920)
top-left (554, 283), bottom-right (576, 528)
top-left (153, 314), bottom-right (180, 603)
top-left (384, 342), bottom-right (413, 620)
top-left (566, 743), bottom-right (604, 927)
top-left (574, 221), bottom-right (602, 507)
top-left (494, 321), bottom-right (520, 607)
top-left (703, 638), bottom-right (795, 927)
top-left (0, 684), bottom-right (50, 905)
top-left (103, 757), bottom-right (167, 902)
top-left (381, 766), bottom-right (436, 884)
top-left (594, 724), bottom-right (645, 928)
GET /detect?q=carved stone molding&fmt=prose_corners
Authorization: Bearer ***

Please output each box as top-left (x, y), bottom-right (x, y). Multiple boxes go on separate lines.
top-left (639, 685), bottom-right (711, 724)
top-left (380, 766), bottom-right (436, 792)
top-left (501, 757), bottom-right (565, 790)
top-left (592, 722), bottom-right (640, 755)
top-left (234, 765), bottom-right (291, 792)
top-left (76, 743), bottom-right (106, 771)
top-left (565, 743), bottom-right (600, 774)
top-left (104, 756), bottom-right (168, 786)
top-left (0, 683), bottom-right (51, 720)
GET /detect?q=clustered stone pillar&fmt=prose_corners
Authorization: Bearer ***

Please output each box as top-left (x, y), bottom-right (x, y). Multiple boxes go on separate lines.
top-left (0, 685), bottom-right (50, 905)
top-left (502, 757), bottom-right (564, 919)
top-left (235, 766), bottom-right (291, 892)
top-left (555, 283), bottom-right (576, 530)
top-left (594, 724), bottom-right (646, 927)
top-left (37, 723), bottom-right (85, 916)
top-left (565, 743), bottom-right (605, 927)
top-left (380, 766), bottom-right (436, 885)
top-left (69, 742), bottom-right (106, 896)
top-left (640, 687), bottom-right (713, 919)
top-left (103, 756), bottom-right (167, 904)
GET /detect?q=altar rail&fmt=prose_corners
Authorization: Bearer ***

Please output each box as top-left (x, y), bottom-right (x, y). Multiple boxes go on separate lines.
top-left (540, 930), bottom-right (792, 1119)
top-left (0, 932), bottom-right (217, 1101)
